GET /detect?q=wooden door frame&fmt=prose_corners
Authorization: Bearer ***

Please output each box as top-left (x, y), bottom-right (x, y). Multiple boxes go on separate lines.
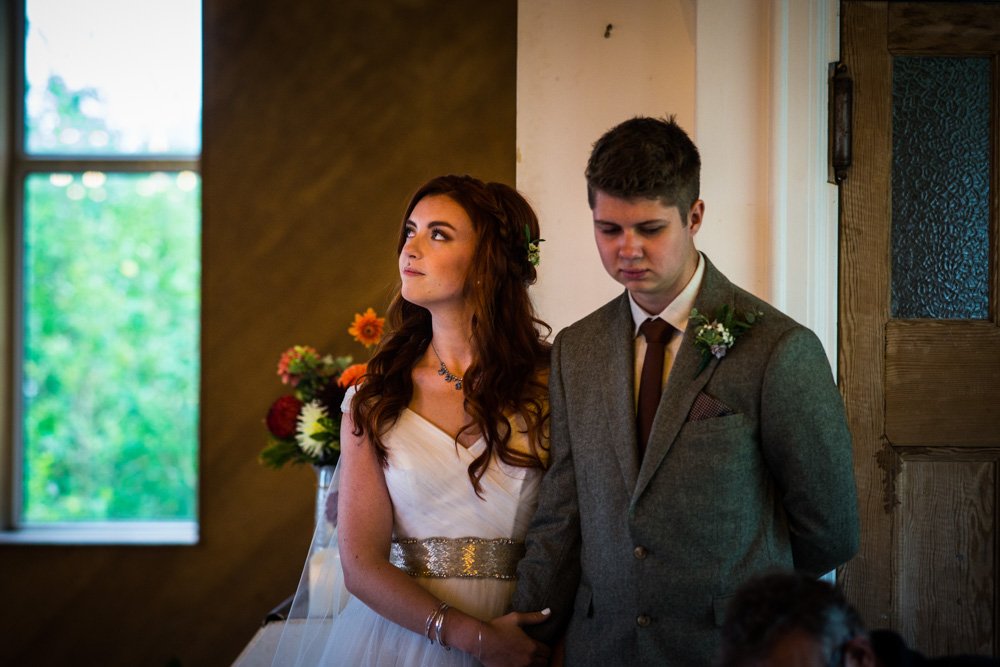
top-left (838, 0), bottom-right (895, 626)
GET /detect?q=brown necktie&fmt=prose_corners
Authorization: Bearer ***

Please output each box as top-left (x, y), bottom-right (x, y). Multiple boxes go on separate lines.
top-left (637, 318), bottom-right (674, 457)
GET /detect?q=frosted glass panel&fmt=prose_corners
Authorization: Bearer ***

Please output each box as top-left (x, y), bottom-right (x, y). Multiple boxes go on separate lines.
top-left (891, 56), bottom-right (990, 319)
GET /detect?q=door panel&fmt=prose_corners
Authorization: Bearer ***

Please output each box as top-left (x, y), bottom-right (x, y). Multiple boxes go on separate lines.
top-left (896, 459), bottom-right (994, 654)
top-left (840, 1), bottom-right (1000, 656)
top-left (885, 322), bottom-right (1000, 446)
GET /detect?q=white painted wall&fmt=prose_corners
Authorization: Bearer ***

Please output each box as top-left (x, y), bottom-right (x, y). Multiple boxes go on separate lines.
top-left (694, 0), bottom-right (772, 301)
top-left (516, 0), bottom-right (696, 335)
top-left (763, 0), bottom-right (841, 363)
top-left (518, 0), bottom-right (840, 368)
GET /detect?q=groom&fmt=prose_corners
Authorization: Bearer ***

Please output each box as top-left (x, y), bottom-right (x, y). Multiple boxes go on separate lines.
top-left (511, 116), bottom-right (860, 665)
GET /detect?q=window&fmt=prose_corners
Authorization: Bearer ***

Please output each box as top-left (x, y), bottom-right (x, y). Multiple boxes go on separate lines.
top-left (3, 0), bottom-right (202, 543)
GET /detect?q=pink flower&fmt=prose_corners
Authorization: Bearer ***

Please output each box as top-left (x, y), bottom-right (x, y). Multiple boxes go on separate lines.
top-left (277, 345), bottom-right (320, 386)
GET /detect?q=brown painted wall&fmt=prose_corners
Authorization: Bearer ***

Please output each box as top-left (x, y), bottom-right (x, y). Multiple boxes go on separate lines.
top-left (0, 1), bottom-right (516, 665)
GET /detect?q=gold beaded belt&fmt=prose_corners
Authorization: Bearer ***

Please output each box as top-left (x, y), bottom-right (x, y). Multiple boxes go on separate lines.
top-left (390, 536), bottom-right (524, 580)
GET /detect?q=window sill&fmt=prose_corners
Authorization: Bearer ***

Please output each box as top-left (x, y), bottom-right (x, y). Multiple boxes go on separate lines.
top-left (0, 521), bottom-right (199, 545)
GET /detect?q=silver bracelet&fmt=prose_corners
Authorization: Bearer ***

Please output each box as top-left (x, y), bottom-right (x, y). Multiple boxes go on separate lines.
top-left (434, 603), bottom-right (451, 650)
top-left (477, 621), bottom-right (484, 661)
top-left (424, 606), bottom-right (436, 644)
top-left (425, 601), bottom-right (447, 644)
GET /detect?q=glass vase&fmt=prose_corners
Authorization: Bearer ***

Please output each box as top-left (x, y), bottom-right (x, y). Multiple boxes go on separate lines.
top-left (307, 464), bottom-right (349, 618)
top-left (312, 464), bottom-right (336, 541)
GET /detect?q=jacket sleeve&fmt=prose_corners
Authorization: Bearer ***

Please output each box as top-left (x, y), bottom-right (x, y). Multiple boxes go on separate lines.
top-left (510, 330), bottom-right (581, 642)
top-left (760, 326), bottom-right (860, 576)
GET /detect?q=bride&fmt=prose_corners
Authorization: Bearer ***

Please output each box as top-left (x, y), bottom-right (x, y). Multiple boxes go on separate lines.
top-left (274, 174), bottom-right (553, 666)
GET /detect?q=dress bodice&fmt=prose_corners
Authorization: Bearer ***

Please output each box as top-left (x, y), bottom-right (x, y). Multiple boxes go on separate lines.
top-left (383, 407), bottom-right (541, 542)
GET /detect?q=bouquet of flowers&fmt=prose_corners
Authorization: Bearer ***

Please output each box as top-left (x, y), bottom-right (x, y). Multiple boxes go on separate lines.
top-left (261, 308), bottom-right (384, 469)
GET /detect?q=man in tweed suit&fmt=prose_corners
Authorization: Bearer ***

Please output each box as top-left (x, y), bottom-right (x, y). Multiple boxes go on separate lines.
top-left (511, 116), bottom-right (860, 665)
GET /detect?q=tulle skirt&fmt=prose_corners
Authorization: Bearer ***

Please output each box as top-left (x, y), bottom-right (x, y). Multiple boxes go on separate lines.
top-left (273, 576), bottom-right (514, 666)
top-left (267, 400), bottom-right (541, 667)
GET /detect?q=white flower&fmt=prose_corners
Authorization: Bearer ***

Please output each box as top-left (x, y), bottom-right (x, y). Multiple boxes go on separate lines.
top-left (690, 305), bottom-right (762, 376)
top-left (296, 400), bottom-right (329, 457)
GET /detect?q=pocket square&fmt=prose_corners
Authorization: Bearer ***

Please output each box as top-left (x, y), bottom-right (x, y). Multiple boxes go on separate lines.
top-left (687, 391), bottom-right (735, 421)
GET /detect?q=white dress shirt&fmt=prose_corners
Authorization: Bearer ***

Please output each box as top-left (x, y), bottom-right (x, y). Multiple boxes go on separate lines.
top-left (629, 252), bottom-right (705, 405)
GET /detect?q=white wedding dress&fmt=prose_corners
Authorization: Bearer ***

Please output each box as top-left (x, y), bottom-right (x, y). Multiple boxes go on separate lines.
top-left (270, 388), bottom-right (543, 666)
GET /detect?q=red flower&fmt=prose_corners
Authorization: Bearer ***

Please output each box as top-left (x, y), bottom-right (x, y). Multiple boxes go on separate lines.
top-left (266, 395), bottom-right (303, 439)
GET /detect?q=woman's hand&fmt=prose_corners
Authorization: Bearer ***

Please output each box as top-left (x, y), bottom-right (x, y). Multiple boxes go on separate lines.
top-left (480, 609), bottom-right (552, 667)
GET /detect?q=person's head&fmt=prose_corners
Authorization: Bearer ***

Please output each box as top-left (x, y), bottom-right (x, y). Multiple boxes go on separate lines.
top-left (585, 114), bottom-right (701, 217)
top-left (356, 174), bottom-right (549, 488)
top-left (585, 116), bottom-right (704, 313)
top-left (396, 174), bottom-right (541, 320)
top-left (717, 571), bottom-right (877, 667)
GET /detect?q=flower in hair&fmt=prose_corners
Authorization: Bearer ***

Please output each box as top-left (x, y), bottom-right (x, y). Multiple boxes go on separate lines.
top-left (524, 224), bottom-right (545, 266)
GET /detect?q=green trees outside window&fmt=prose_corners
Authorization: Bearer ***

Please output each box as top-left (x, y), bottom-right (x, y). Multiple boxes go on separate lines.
top-left (22, 173), bottom-right (200, 522)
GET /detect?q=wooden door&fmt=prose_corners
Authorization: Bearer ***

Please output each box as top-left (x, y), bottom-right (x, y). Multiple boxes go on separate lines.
top-left (839, 1), bottom-right (1000, 655)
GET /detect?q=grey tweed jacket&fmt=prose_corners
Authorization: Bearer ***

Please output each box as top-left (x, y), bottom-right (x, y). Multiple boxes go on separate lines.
top-left (512, 255), bottom-right (860, 666)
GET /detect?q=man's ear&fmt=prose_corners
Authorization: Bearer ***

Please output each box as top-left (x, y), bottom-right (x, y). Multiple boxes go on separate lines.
top-left (687, 200), bottom-right (705, 234)
top-left (842, 636), bottom-right (878, 667)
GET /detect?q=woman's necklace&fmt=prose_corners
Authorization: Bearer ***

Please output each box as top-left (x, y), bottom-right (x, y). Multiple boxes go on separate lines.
top-left (429, 341), bottom-right (463, 390)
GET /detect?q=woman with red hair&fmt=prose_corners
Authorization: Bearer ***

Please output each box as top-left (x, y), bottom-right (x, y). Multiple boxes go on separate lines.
top-left (274, 175), bottom-right (552, 667)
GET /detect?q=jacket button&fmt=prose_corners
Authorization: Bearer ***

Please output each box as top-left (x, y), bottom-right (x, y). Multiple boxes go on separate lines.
top-left (633, 546), bottom-right (648, 559)
top-left (636, 614), bottom-right (651, 627)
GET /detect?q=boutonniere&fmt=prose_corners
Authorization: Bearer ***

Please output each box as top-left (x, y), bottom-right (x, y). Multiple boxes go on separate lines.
top-left (689, 304), bottom-right (763, 375)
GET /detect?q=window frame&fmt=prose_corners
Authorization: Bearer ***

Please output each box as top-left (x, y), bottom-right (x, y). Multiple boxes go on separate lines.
top-left (0, 0), bottom-right (201, 544)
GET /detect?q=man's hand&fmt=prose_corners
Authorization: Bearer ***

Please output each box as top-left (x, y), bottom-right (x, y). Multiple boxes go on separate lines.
top-left (481, 609), bottom-right (553, 667)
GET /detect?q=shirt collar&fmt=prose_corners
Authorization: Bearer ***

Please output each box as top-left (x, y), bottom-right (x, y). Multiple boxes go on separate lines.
top-left (629, 252), bottom-right (705, 337)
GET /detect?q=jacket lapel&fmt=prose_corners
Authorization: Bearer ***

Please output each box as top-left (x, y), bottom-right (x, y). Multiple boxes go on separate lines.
top-left (633, 256), bottom-right (734, 501)
top-left (598, 294), bottom-right (642, 490)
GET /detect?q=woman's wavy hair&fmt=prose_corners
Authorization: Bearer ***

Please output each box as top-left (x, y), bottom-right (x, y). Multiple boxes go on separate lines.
top-left (351, 174), bottom-right (551, 494)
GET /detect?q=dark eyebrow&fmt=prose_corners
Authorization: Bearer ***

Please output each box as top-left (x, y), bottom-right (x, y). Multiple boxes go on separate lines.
top-left (405, 219), bottom-right (458, 230)
top-left (593, 218), bottom-right (668, 227)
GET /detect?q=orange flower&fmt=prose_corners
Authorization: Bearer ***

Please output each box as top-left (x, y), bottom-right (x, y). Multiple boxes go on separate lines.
top-left (348, 308), bottom-right (384, 348)
top-left (337, 363), bottom-right (367, 389)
